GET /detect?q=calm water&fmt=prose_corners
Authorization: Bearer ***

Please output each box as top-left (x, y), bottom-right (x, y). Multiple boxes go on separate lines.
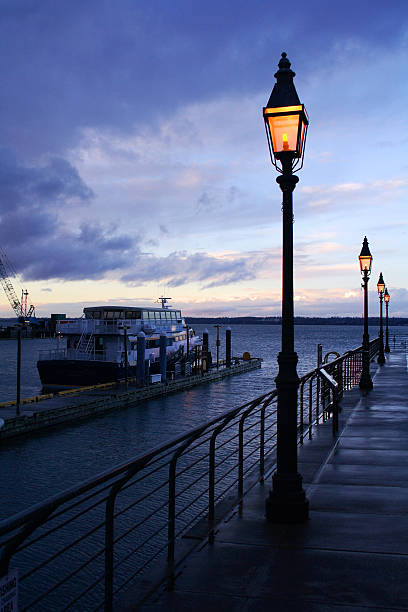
top-left (0, 324), bottom-right (399, 519)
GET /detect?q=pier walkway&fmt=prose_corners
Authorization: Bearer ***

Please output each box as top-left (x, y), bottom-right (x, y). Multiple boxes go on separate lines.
top-left (0, 358), bottom-right (261, 439)
top-left (137, 350), bottom-right (408, 611)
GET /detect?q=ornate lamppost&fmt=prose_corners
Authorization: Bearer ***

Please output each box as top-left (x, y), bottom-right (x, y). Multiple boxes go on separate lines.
top-left (377, 273), bottom-right (386, 364)
top-left (263, 52), bottom-right (309, 523)
top-left (384, 288), bottom-right (390, 353)
top-left (359, 237), bottom-right (373, 390)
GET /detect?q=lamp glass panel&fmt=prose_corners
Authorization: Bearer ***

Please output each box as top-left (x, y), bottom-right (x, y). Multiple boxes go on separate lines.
top-left (299, 120), bottom-right (306, 154)
top-left (384, 293), bottom-right (390, 302)
top-left (267, 113), bottom-right (301, 154)
top-left (377, 281), bottom-right (385, 294)
top-left (359, 255), bottom-right (372, 272)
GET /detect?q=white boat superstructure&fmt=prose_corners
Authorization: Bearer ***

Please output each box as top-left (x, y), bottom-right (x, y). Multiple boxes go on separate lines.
top-left (37, 300), bottom-right (201, 389)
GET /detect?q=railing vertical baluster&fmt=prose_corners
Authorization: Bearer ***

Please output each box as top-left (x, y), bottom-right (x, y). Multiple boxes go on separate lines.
top-left (208, 432), bottom-right (217, 543)
top-left (238, 405), bottom-right (257, 513)
top-left (168, 457), bottom-right (177, 587)
top-left (316, 371), bottom-right (320, 424)
top-left (208, 416), bottom-right (234, 543)
top-left (238, 416), bottom-right (244, 504)
top-left (260, 403), bottom-right (266, 483)
top-left (105, 497), bottom-right (115, 611)
top-left (308, 377), bottom-right (313, 439)
top-left (299, 381), bottom-right (304, 444)
top-left (104, 469), bottom-right (137, 611)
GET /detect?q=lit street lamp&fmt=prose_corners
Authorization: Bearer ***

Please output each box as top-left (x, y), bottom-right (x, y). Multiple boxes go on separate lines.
top-left (359, 237), bottom-right (373, 390)
top-left (384, 288), bottom-right (390, 353)
top-left (263, 52), bottom-right (309, 523)
top-left (377, 273), bottom-right (386, 364)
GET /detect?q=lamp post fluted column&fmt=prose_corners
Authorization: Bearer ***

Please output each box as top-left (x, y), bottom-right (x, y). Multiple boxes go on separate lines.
top-left (360, 269), bottom-right (373, 390)
top-left (377, 273), bottom-right (385, 365)
top-left (384, 289), bottom-right (390, 353)
top-left (359, 236), bottom-right (373, 390)
top-left (263, 53), bottom-right (309, 523)
top-left (265, 156), bottom-right (309, 523)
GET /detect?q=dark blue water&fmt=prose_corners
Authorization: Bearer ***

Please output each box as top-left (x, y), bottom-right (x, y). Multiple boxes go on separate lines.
top-left (0, 324), bottom-right (398, 519)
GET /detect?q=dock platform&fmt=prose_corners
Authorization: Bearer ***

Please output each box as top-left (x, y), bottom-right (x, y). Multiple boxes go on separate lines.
top-left (0, 358), bottom-right (262, 440)
top-left (137, 350), bottom-right (408, 611)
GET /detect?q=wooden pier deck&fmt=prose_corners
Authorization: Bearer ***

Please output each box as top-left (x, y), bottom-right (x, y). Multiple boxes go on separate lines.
top-left (0, 358), bottom-right (262, 440)
top-left (136, 349), bottom-right (408, 611)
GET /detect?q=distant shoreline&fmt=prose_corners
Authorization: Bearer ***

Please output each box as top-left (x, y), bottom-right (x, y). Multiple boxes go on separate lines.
top-left (185, 316), bottom-right (408, 326)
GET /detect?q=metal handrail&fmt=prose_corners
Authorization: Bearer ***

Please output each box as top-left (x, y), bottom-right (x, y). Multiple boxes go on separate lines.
top-left (0, 338), bottom-right (380, 611)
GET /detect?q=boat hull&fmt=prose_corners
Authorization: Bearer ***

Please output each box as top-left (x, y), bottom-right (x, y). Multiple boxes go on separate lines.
top-left (37, 359), bottom-right (138, 391)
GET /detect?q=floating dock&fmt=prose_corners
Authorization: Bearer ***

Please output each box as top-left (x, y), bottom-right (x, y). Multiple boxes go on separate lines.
top-left (0, 358), bottom-right (262, 440)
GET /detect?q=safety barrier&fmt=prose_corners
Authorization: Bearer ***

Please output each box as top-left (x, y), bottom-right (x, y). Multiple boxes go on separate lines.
top-left (0, 338), bottom-right (379, 611)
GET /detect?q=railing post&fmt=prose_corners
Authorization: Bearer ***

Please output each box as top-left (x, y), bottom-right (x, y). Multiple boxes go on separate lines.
top-left (260, 403), bottom-right (265, 483)
top-left (299, 380), bottom-right (304, 444)
top-left (105, 468), bottom-right (140, 612)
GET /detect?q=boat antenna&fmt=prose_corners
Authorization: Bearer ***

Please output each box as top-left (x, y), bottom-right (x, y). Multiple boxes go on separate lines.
top-left (157, 296), bottom-right (172, 309)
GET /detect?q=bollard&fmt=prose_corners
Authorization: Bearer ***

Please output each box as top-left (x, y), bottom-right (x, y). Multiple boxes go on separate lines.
top-left (317, 343), bottom-right (322, 367)
top-left (186, 325), bottom-right (190, 356)
top-left (214, 324), bottom-right (221, 369)
top-left (226, 327), bottom-right (231, 368)
top-left (137, 332), bottom-right (146, 386)
top-left (160, 334), bottom-right (167, 384)
top-left (202, 329), bottom-right (209, 373)
top-left (123, 326), bottom-right (129, 388)
top-left (144, 359), bottom-right (150, 383)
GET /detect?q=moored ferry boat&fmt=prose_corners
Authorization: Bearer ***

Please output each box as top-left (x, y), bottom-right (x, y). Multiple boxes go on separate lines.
top-left (37, 299), bottom-right (201, 390)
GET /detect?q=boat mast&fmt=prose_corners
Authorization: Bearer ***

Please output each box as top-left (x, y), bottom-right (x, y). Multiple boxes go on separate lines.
top-left (158, 296), bottom-right (171, 309)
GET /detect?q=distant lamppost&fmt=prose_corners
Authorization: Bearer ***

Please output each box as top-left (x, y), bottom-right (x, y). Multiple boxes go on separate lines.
top-left (359, 237), bottom-right (373, 390)
top-left (377, 273), bottom-right (386, 364)
top-left (384, 288), bottom-right (390, 353)
top-left (263, 52), bottom-right (309, 523)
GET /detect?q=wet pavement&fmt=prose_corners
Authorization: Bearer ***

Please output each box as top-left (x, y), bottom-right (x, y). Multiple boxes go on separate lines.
top-left (135, 350), bottom-right (408, 611)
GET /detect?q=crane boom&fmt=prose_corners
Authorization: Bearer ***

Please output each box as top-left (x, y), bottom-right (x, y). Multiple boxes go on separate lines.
top-left (0, 249), bottom-right (35, 318)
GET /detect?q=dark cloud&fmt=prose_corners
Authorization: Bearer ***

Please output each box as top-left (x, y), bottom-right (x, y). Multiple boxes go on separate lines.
top-left (122, 250), bottom-right (279, 289)
top-left (0, 149), bottom-right (137, 280)
top-left (0, 149), bottom-right (277, 287)
top-left (0, 0), bottom-right (405, 157)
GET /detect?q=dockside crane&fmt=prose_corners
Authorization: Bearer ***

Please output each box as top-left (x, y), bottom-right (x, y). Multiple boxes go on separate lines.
top-left (0, 247), bottom-right (35, 319)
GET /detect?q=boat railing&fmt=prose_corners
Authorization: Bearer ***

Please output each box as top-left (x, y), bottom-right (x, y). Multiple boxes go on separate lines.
top-left (56, 319), bottom-right (184, 336)
top-left (0, 338), bottom-right (380, 611)
top-left (38, 348), bottom-right (110, 362)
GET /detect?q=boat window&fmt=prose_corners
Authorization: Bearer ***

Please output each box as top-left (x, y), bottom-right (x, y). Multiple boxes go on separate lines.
top-left (93, 311), bottom-right (101, 319)
top-left (176, 311), bottom-right (181, 319)
top-left (105, 311), bottom-right (114, 319)
top-left (148, 312), bottom-right (155, 320)
top-left (170, 312), bottom-right (176, 319)
top-left (142, 311), bottom-right (149, 319)
top-left (113, 311), bottom-right (122, 319)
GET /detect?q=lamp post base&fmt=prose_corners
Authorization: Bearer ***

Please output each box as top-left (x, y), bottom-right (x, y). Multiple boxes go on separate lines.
top-left (377, 352), bottom-right (385, 365)
top-left (265, 472), bottom-right (309, 523)
top-left (359, 372), bottom-right (373, 390)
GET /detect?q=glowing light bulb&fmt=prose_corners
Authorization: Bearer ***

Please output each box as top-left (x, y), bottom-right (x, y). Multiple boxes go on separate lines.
top-left (282, 133), bottom-right (289, 151)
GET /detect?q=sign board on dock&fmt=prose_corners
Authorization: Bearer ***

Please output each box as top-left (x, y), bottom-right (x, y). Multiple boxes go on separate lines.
top-left (0, 569), bottom-right (18, 612)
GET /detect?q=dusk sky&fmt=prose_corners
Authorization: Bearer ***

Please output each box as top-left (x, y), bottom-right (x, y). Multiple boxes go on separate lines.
top-left (0, 0), bottom-right (407, 318)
